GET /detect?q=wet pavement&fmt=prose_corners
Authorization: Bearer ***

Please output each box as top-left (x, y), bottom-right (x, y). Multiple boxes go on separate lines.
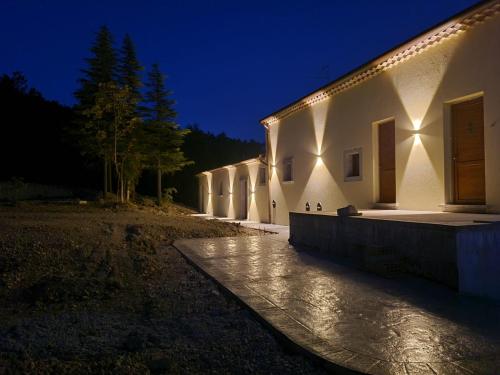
top-left (174, 233), bottom-right (500, 374)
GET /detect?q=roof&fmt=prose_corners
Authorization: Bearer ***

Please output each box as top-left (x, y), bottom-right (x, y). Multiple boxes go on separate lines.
top-left (260, 0), bottom-right (500, 127)
top-left (197, 156), bottom-right (265, 176)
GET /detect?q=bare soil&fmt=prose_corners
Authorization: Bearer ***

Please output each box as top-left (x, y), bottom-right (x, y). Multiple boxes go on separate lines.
top-left (0, 202), bottom-right (325, 374)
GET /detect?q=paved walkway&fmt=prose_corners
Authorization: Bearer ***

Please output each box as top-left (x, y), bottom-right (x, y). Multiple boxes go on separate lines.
top-left (191, 214), bottom-right (289, 240)
top-left (175, 232), bottom-right (500, 374)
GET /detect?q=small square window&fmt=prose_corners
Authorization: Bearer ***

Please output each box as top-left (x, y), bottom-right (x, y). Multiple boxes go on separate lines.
top-left (344, 148), bottom-right (362, 181)
top-left (258, 166), bottom-right (266, 186)
top-left (283, 157), bottom-right (293, 182)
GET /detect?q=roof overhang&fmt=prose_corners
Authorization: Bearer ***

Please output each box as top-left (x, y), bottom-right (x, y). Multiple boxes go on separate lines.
top-left (260, 0), bottom-right (500, 127)
top-left (197, 155), bottom-right (265, 176)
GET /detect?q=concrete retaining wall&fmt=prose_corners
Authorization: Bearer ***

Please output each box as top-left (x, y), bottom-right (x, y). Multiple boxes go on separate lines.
top-left (289, 212), bottom-right (500, 300)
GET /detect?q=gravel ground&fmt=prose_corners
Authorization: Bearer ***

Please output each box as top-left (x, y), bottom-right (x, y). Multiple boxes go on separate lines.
top-left (0, 202), bottom-right (326, 374)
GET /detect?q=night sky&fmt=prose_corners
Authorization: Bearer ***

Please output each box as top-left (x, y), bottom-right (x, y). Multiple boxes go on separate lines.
top-left (2, 0), bottom-right (478, 141)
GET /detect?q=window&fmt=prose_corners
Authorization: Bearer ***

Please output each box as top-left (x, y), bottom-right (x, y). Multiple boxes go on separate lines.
top-left (218, 181), bottom-right (223, 196)
top-left (344, 148), bottom-right (362, 181)
top-left (258, 166), bottom-right (267, 186)
top-left (283, 157), bottom-right (293, 182)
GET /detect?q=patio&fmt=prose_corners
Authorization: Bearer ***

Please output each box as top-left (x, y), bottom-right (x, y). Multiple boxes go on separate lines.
top-left (174, 230), bottom-right (500, 374)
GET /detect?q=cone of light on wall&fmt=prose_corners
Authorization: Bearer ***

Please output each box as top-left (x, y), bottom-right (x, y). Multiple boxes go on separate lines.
top-left (412, 119), bottom-right (422, 145)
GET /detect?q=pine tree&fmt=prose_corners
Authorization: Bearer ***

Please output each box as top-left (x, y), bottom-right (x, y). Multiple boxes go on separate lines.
top-left (117, 34), bottom-right (143, 200)
top-left (74, 26), bottom-right (117, 198)
top-left (118, 34), bottom-right (142, 104)
top-left (142, 64), bottom-right (191, 206)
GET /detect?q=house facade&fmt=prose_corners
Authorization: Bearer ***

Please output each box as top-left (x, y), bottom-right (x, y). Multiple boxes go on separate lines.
top-left (198, 0), bottom-right (500, 225)
top-left (198, 158), bottom-right (270, 222)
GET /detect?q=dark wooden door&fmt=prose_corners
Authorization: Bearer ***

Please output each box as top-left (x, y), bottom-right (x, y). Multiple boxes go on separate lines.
top-left (378, 121), bottom-right (396, 203)
top-left (452, 97), bottom-right (485, 204)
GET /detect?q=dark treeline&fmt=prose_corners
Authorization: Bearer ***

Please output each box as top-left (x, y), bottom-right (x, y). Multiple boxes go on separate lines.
top-left (139, 125), bottom-right (265, 208)
top-left (0, 73), bottom-right (99, 191)
top-left (0, 72), bottom-right (263, 208)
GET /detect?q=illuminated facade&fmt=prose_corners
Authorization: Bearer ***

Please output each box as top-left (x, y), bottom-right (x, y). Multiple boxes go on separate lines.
top-left (198, 158), bottom-right (270, 222)
top-left (199, 0), bottom-right (500, 225)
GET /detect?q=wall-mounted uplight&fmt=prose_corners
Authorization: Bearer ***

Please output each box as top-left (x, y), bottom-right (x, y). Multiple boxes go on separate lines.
top-left (412, 119), bottom-right (422, 131)
top-left (317, 202), bottom-right (322, 211)
top-left (411, 119), bottom-right (422, 145)
top-left (305, 202), bottom-right (310, 211)
top-left (316, 154), bottom-right (323, 167)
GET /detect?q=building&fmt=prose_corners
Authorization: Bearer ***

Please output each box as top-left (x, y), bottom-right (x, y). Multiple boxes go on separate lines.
top-left (198, 157), bottom-right (270, 222)
top-left (198, 0), bottom-right (500, 226)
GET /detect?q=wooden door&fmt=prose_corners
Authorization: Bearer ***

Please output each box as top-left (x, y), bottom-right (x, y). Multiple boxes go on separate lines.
top-left (239, 177), bottom-right (248, 219)
top-left (452, 97), bottom-right (485, 204)
top-left (378, 121), bottom-right (396, 203)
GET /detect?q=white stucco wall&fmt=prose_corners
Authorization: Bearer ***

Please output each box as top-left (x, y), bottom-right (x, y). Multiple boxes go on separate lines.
top-left (198, 160), bottom-right (270, 222)
top-left (268, 16), bottom-right (500, 225)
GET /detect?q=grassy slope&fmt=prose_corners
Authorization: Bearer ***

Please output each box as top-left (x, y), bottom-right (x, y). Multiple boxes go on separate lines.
top-left (0, 203), bottom-right (325, 374)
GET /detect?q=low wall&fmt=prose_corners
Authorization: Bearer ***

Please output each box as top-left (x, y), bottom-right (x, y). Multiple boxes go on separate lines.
top-left (289, 212), bottom-right (500, 300)
top-left (0, 182), bottom-right (74, 201)
top-left (456, 225), bottom-right (500, 301)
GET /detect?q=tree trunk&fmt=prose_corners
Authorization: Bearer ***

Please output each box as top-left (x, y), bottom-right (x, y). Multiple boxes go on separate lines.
top-left (120, 165), bottom-right (124, 203)
top-left (108, 159), bottom-right (113, 193)
top-left (157, 161), bottom-right (162, 207)
top-left (103, 157), bottom-right (108, 199)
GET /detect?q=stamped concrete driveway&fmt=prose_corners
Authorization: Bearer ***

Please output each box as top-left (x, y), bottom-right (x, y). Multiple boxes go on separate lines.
top-left (174, 233), bottom-right (500, 374)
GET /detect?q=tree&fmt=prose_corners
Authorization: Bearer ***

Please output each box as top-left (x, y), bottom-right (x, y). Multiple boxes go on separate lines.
top-left (74, 26), bottom-right (117, 198)
top-left (142, 64), bottom-right (191, 206)
top-left (85, 82), bottom-right (141, 202)
top-left (118, 34), bottom-right (142, 104)
top-left (117, 34), bottom-right (143, 200)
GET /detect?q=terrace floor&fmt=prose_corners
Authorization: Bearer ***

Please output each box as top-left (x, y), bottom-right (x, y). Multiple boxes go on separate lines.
top-left (175, 214), bottom-right (500, 374)
top-left (294, 209), bottom-right (500, 226)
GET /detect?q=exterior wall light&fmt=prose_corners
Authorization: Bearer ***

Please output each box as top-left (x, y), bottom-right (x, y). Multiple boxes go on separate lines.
top-left (306, 202), bottom-right (310, 211)
top-left (272, 200), bottom-right (276, 208)
top-left (412, 119), bottom-right (422, 130)
top-left (317, 202), bottom-right (322, 211)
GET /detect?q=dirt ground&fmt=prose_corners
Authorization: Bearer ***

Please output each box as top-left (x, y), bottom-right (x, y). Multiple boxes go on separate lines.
top-left (0, 202), bottom-right (326, 374)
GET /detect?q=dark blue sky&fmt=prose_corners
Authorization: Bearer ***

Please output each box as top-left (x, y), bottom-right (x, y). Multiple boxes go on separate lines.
top-left (2, 0), bottom-right (478, 141)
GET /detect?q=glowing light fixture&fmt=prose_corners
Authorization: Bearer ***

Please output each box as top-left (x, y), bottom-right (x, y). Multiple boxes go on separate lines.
top-left (316, 154), bottom-right (323, 167)
top-left (411, 119), bottom-right (422, 145)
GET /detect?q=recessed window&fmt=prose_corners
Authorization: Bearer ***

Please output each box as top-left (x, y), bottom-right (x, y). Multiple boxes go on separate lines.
top-left (344, 148), bottom-right (362, 181)
top-left (283, 157), bottom-right (294, 182)
top-left (258, 166), bottom-right (267, 186)
top-left (218, 181), bottom-right (223, 196)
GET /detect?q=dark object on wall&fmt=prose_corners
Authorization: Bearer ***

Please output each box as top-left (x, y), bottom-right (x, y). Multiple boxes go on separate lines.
top-left (317, 202), bottom-right (322, 211)
top-left (305, 202), bottom-right (310, 211)
top-left (272, 200), bottom-right (276, 208)
top-left (337, 204), bottom-right (362, 217)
